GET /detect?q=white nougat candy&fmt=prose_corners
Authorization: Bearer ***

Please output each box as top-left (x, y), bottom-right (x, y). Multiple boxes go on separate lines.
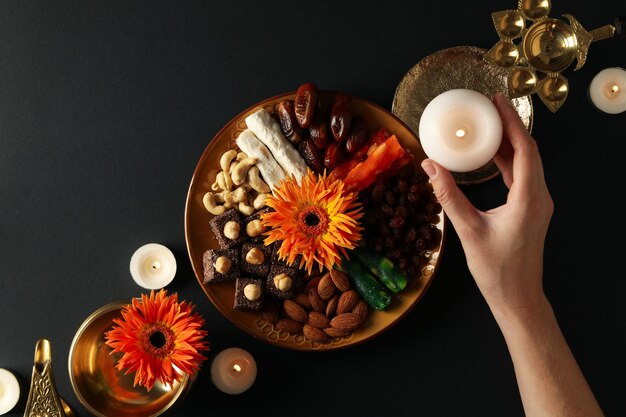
top-left (245, 109), bottom-right (308, 182)
top-left (235, 129), bottom-right (285, 190)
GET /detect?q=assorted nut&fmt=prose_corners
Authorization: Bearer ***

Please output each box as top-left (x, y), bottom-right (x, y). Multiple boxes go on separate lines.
top-left (264, 269), bottom-right (369, 344)
top-left (273, 273), bottom-right (292, 292)
top-left (213, 256), bottom-right (232, 274)
top-left (223, 221), bottom-right (240, 240)
top-left (243, 284), bottom-right (261, 301)
top-left (246, 219), bottom-right (265, 238)
top-left (245, 247), bottom-right (265, 265)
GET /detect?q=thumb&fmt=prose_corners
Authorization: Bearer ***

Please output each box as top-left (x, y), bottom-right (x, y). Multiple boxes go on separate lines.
top-left (421, 159), bottom-right (481, 233)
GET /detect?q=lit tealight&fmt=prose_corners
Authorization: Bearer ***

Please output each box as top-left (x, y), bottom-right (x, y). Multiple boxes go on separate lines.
top-left (210, 348), bottom-right (257, 395)
top-left (0, 368), bottom-right (20, 415)
top-left (419, 89), bottom-right (503, 172)
top-left (589, 67), bottom-right (626, 114)
top-left (129, 243), bottom-right (177, 289)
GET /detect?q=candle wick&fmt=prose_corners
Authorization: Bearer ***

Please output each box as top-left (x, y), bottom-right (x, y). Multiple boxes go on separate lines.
top-left (610, 85), bottom-right (620, 94)
top-left (152, 261), bottom-right (161, 270)
top-left (233, 364), bottom-right (242, 372)
top-left (455, 129), bottom-right (466, 138)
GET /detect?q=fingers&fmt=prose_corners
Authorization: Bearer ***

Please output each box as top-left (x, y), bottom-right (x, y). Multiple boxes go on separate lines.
top-left (494, 135), bottom-right (514, 189)
top-left (493, 94), bottom-right (545, 196)
top-left (421, 159), bottom-right (482, 234)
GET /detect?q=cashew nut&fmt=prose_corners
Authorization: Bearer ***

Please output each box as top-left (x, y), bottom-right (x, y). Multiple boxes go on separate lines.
top-left (247, 166), bottom-right (270, 193)
top-left (202, 192), bottom-right (226, 215)
top-left (239, 201), bottom-right (255, 216)
top-left (231, 187), bottom-right (247, 203)
top-left (231, 157), bottom-right (258, 186)
top-left (253, 193), bottom-right (268, 210)
top-left (219, 150), bottom-right (238, 172)
top-left (216, 171), bottom-right (234, 191)
top-left (236, 152), bottom-right (248, 161)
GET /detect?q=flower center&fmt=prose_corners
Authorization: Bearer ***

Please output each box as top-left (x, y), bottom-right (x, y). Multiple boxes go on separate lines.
top-left (298, 205), bottom-right (330, 236)
top-left (142, 324), bottom-right (175, 358)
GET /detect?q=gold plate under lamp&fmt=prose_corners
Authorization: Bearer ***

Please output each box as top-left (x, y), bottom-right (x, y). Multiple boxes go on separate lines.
top-left (485, 0), bottom-right (625, 112)
top-left (68, 302), bottom-right (191, 417)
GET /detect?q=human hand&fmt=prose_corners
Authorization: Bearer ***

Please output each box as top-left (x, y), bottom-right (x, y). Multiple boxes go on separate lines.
top-left (420, 93), bottom-right (554, 312)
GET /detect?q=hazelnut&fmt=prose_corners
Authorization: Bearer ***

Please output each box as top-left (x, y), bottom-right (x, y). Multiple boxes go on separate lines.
top-left (223, 220), bottom-right (240, 240)
top-left (273, 273), bottom-right (293, 292)
top-left (213, 256), bottom-right (231, 274)
top-left (245, 247), bottom-right (265, 265)
top-left (243, 283), bottom-right (261, 301)
top-left (246, 219), bottom-right (266, 238)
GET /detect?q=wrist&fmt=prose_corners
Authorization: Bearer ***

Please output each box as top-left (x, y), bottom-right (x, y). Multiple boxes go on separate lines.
top-left (488, 294), bottom-right (553, 328)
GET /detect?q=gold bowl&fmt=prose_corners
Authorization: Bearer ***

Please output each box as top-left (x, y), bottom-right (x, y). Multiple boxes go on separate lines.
top-left (68, 301), bottom-right (191, 417)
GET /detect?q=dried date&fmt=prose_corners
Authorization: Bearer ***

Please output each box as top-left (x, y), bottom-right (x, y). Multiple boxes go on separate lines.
top-left (276, 99), bottom-right (305, 144)
top-left (299, 139), bottom-right (324, 173)
top-left (294, 83), bottom-right (318, 128)
top-left (345, 115), bottom-right (369, 153)
top-left (308, 111), bottom-right (329, 149)
top-left (330, 94), bottom-right (352, 142)
top-left (324, 142), bottom-right (346, 171)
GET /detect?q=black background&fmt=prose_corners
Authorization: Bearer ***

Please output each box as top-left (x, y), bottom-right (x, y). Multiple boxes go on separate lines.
top-left (1, 1), bottom-right (625, 416)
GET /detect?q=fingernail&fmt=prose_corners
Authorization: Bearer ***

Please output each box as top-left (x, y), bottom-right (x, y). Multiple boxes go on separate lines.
top-left (421, 160), bottom-right (437, 180)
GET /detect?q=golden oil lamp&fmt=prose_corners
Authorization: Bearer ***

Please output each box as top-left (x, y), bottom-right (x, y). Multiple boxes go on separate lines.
top-left (485, 0), bottom-right (625, 112)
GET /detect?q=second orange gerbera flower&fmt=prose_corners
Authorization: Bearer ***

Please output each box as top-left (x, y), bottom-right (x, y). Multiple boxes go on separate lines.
top-left (262, 170), bottom-right (363, 274)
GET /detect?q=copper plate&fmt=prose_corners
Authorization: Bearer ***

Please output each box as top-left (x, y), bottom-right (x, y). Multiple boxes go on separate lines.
top-left (392, 46), bottom-right (534, 185)
top-left (184, 91), bottom-right (446, 351)
top-left (68, 302), bottom-right (191, 417)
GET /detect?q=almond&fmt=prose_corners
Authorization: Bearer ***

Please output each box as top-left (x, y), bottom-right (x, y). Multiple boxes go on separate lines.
top-left (303, 324), bottom-right (329, 343)
top-left (283, 299), bottom-right (308, 323)
top-left (304, 275), bottom-right (322, 293)
top-left (336, 289), bottom-right (359, 315)
top-left (329, 269), bottom-right (350, 292)
top-left (330, 313), bottom-right (361, 332)
top-left (317, 273), bottom-right (336, 300)
top-left (325, 293), bottom-right (339, 317)
top-left (323, 327), bottom-right (351, 338)
top-left (307, 311), bottom-right (331, 329)
top-left (352, 300), bottom-right (369, 324)
top-left (276, 318), bottom-right (304, 334)
top-left (308, 288), bottom-right (326, 313)
top-left (293, 292), bottom-right (312, 309)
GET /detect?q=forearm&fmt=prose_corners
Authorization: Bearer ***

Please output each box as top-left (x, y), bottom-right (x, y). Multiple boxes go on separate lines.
top-left (490, 296), bottom-right (604, 417)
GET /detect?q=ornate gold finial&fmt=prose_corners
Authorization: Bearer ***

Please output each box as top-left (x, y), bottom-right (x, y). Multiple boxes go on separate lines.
top-left (485, 0), bottom-right (619, 112)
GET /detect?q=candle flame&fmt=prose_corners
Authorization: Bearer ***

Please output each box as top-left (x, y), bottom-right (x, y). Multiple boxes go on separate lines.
top-left (152, 261), bottom-right (161, 270)
top-left (455, 129), bottom-right (466, 138)
top-left (609, 85), bottom-right (620, 94)
top-left (233, 364), bottom-right (242, 373)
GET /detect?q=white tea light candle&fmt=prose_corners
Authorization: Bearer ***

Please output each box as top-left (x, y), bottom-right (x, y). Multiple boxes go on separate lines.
top-left (0, 368), bottom-right (20, 415)
top-left (589, 67), bottom-right (626, 114)
top-left (210, 348), bottom-right (257, 394)
top-left (418, 89), bottom-right (503, 172)
top-left (129, 243), bottom-right (177, 289)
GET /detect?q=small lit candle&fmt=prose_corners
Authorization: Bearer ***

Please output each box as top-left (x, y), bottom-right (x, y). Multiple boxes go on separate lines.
top-left (418, 89), bottom-right (503, 172)
top-left (0, 368), bottom-right (20, 415)
top-left (589, 67), bottom-right (626, 114)
top-left (210, 348), bottom-right (257, 394)
top-left (129, 243), bottom-right (177, 289)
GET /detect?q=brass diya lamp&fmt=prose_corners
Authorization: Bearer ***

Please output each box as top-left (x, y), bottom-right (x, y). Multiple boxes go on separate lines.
top-left (485, 0), bottom-right (625, 112)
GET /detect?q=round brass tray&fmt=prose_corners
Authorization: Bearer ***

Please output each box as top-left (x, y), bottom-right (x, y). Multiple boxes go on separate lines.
top-left (392, 46), bottom-right (534, 185)
top-left (184, 91), bottom-right (446, 351)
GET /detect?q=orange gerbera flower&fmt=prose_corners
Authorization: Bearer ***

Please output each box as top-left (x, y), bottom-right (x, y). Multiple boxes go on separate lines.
top-left (105, 289), bottom-right (209, 391)
top-left (262, 170), bottom-right (363, 274)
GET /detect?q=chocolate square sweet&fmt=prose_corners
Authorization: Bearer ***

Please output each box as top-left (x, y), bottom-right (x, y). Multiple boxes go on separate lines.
top-left (240, 241), bottom-right (272, 278)
top-left (242, 207), bottom-right (271, 243)
top-left (265, 264), bottom-right (299, 299)
top-left (209, 208), bottom-right (246, 249)
top-left (202, 248), bottom-right (240, 284)
top-left (233, 277), bottom-right (264, 311)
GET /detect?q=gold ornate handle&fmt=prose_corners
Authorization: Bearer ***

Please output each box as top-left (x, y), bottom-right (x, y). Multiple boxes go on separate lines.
top-left (23, 339), bottom-right (69, 417)
top-left (590, 16), bottom-right (626, 41)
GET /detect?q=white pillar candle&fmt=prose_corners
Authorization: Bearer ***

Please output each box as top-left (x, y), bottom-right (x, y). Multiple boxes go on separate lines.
top-left (210, 348), bottom-right (257, 394)
top-left (0, 369), bottom-right (20, 415)
top-left (129, 243), bottom-right (177, 289)
top-left (589, 67), bottom-right (626, 114)
top-left (418, 89), bottom-right (503, 173)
